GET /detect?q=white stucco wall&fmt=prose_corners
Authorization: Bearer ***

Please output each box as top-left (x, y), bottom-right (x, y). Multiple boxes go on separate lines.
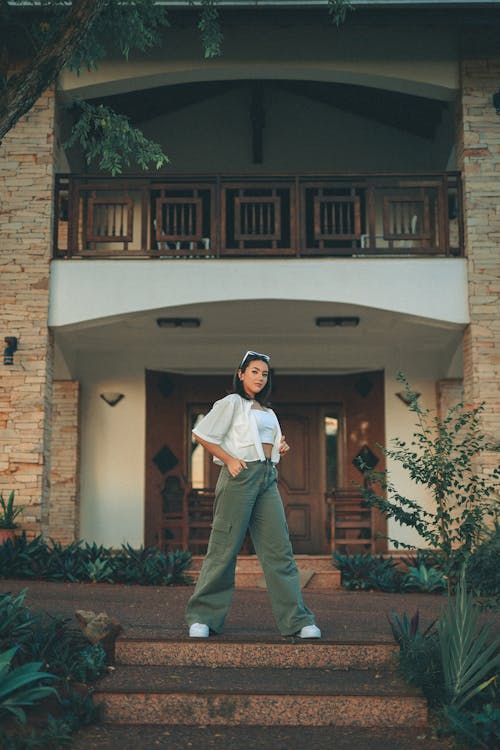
top-left (78, 363), bottom-right (145, 547)
top-left (49, 258), bottom-right (468, 328)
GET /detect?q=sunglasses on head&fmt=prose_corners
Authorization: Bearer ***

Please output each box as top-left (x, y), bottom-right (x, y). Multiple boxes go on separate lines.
top-left (240, 350), bottom-right (271, 368)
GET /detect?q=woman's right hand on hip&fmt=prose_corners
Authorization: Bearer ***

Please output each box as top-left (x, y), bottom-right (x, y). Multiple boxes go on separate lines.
top-left (226, 457), bottom-right (248, 477)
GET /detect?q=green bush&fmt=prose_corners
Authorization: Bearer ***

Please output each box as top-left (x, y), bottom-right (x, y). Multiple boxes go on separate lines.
top-left (390, 571), bottom-right (500, 746)
top-left (0, 591), bottom-right (108, 684)
top-left (465, 520), bottom-right (500, 600)
top-left (0, 491), bottom-right (23, 530)
top-left (0, 590), bottom-right (108, 748)
top-left (333, 551), bottom-right (447, 593)
top-left (437, 571), bottom-right (499, 711)
top-left (0, 647), bottom-right (58, 725)
top-left (0, 534), bottom-right (192, 585)
top-left (388, 610), bottom-right (443, 707)
top-left (401, 564), bottom-right (447, 593)
top-left (333, 551), bottom-right (403, 592)
top-left (361, 373), bottom-right (499, 587)
top-left (445, 702), bottom-right (500, 749)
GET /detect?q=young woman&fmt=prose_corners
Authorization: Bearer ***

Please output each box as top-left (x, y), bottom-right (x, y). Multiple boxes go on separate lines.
top-left (186, 350), bottom-right (321, 639)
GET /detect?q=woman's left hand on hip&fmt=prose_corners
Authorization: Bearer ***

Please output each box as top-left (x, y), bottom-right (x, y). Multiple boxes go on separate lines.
top-left (279, 435), bottom-right (290, 456)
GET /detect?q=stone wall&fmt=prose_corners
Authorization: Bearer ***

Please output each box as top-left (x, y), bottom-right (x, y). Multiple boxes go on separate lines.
top-left (457, 34), bottom-right (500, 477)
top-left (49, 381), bottom-right (80, 544)
top-left (0, 87), bottom-right (56, 536)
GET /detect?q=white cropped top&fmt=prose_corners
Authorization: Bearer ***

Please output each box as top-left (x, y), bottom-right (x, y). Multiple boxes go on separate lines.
top-left (252, 408), bottom-right (276, 444)
top-left (192, 393), bottom-right (282, 465)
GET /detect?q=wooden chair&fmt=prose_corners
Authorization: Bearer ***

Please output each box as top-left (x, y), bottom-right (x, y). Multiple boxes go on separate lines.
top-left (186, 487), bottom-right (215, 555)
top-left (157, 471), bottom-right (190, 551)
top-left (160, 481), bottom-right (252, 556)
top-left (326, 487), bottom-right (375, 554)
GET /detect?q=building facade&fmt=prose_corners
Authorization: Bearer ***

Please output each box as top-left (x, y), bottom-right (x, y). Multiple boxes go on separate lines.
top-left (0, 1), bottom-right (498, 554)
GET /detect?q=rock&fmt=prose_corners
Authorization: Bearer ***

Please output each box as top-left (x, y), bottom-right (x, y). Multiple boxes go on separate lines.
top-left (75, 610), bottom-right (122, 658)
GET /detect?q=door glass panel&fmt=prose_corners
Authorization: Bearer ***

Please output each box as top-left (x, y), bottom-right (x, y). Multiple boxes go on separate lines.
top-left (190, 412), bottom-right (206, 488)
top-left (325, 415), bottom-right (339, 491)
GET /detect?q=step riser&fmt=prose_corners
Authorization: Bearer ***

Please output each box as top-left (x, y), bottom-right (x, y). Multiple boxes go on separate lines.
top-left (98, 693), bottom-right (428, 728)
top-left (188, 570), bottom-right (341, 589)
top-left (115, 642), bottom-right (395, 669)
top-left (190, 556), bottom-right (336, 573)
top-left (306, 571), bottom-right (341, 589)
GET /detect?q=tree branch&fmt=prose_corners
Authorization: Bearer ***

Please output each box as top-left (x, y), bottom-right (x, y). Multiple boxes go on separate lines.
top-left (0, 0), bottom-right (109, 143)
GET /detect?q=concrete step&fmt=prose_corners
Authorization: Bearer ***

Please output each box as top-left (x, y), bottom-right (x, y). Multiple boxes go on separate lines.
top-left (71, 725), bottom-right (453, 750)
top-left (190, 554), bottom-right (336, 572)
top-left (115, 638), bottom-right (395, 670)
top-left (189, 554), bottom-right (341, 589)
top-left (94, 665), bottom-right (427, 728)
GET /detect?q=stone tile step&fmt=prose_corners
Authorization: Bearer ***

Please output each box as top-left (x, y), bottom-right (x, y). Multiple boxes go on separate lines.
top-left (71, 725), bottom-right (453, 750)
top-left (95, 666), bottom-right (427, 727)
top-left (115, 638), bottom-right (395, 669)
top-left (190, 554), bottom-right (336, 572)
top-left (189, 558), bottom-right (341, 588)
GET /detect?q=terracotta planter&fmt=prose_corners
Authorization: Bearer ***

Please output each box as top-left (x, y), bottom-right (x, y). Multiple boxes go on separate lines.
top-left (0, 528), bottom-right (16, 545)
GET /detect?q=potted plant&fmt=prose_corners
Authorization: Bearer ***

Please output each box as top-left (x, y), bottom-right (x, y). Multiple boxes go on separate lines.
top-left (0, 491), bottom-right (23, 544)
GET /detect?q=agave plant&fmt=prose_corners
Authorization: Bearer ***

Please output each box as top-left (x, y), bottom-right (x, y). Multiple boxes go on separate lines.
top-left (401, 563), bottom-right (447, 593)
top-left (0, 491), bottom-right (23, 530)
top-left (0, 647), bottom-right (58, 724)
top-left (438, 569), bottom-right (500, 710)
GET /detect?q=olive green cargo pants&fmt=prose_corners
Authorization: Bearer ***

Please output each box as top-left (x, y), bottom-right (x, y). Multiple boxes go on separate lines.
top-left (186, 459), bottom-right (315, 636)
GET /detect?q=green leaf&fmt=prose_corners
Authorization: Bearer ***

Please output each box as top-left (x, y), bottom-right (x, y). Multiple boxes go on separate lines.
top-left (438, 569), bottom-right (500, 709)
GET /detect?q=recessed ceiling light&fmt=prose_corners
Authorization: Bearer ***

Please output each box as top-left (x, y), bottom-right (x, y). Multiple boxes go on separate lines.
top-left (156, 318), bottom-right (201, 328)
top-left (315, 317), bottom-right (360, 327)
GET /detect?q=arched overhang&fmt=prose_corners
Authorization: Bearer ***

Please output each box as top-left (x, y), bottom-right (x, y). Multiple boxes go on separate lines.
top-left (49, 258), bottom-right (468, 331)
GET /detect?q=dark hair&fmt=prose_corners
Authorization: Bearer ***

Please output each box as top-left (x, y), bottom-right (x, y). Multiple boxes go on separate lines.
top-left (232, 354), bottom-right (272, 405)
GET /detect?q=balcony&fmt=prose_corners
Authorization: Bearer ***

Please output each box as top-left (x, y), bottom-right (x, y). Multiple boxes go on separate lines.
top-left (54, 172), bottom-right (463, 259)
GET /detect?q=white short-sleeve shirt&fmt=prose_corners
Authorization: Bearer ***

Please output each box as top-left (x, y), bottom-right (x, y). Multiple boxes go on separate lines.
top-left (192, 393), bottom-right (282, 465)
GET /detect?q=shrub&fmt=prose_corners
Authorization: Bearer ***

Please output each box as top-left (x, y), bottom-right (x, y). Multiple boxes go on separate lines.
top-left (390, 571), bottom-right (500, 745)
top-left (388, 609), bottom-right (443, 706)
top-left (0, 647), bottom-right (58, 725)
top-left (0, 534), bottom-right (192, 585)
top-left (445, 702), bottom-right (500, 749)
top-left (401, 564), bottom-right (447, 593)
top-left (0, 491), bottom-right (24, 530)
top-left (0, 591), bottom-right (108, 685)
top-left (361, 373), bottom-right (499, 588)
top-left (437, 570), bottom-right (499, 711)
top-left (465, 520), bottom-right (500, 600)
top-left (333, 551), bottom-right (403, 592)
top-left (0, 590), bottom-right (108, 747)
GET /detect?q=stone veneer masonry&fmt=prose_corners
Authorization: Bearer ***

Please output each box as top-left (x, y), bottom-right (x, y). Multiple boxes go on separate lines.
top-left (457, 36), bottom-right (500, 479)
top-left (0, 87), bottom-right (56, 537)
top-left (49, 381), bottom-right (80, 544)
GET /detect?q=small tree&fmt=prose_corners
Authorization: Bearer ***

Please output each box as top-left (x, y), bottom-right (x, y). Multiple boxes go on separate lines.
top-left (361, 373), bottom-right (499, 585)
top-left (1, 0), bottom-right (353, 172)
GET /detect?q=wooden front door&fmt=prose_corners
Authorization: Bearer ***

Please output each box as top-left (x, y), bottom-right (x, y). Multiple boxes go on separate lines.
top-left (277, 405), bottom-right (325, 554)
top-left (145, 370), bottom-right (386, 554)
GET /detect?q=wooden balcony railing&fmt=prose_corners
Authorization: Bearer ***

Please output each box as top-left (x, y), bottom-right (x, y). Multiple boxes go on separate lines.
top-left (53, 172), bottom-right (464, 259)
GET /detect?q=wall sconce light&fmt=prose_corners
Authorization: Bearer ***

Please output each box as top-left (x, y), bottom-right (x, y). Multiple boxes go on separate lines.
top-left (315, 317), bottom-right (360, 328)
top-left (4, 337), bottom-right (18, 365)
top-left (395, 391), bottom-right (421, 406)
top-left (156, 318), bottom-right (200, 329)
top-left (493, 91), bottom-right (500, 115)
top-left (100, 392), bottom-right (125, 407)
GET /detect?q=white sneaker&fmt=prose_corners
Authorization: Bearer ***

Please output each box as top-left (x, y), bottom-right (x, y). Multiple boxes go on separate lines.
top-left (298, 624), bottom-right (321, 639)
top-left (189, 623), bottom-right (209, 638)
